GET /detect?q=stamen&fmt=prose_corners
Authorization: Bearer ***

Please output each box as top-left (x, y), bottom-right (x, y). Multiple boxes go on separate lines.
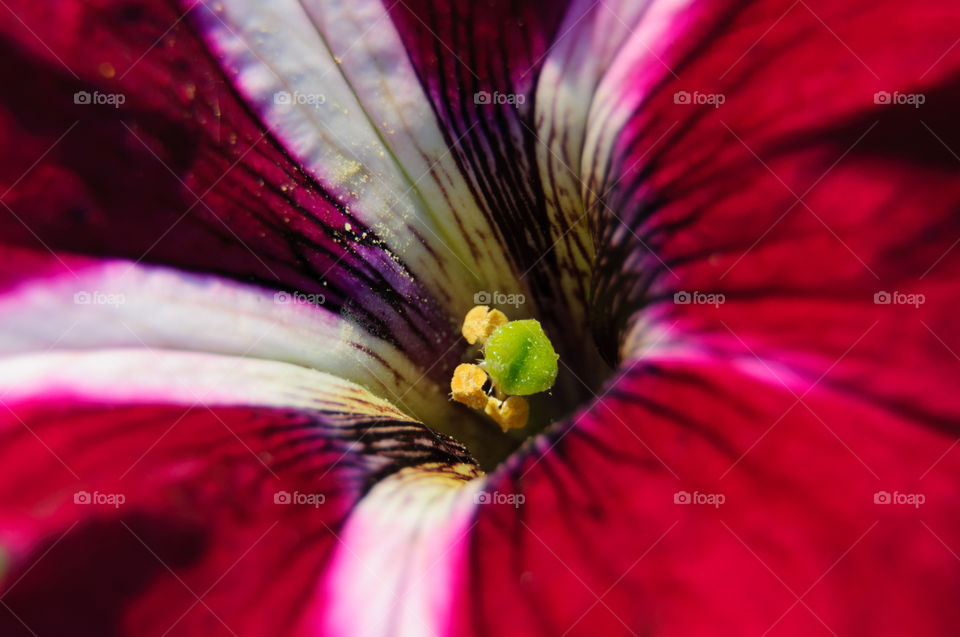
top-left (484, 395), bottom-right (529, 432)
top-left (461, 305), bottom-right (508, 345)
top-left (450, 363), bottom-right (489, 409)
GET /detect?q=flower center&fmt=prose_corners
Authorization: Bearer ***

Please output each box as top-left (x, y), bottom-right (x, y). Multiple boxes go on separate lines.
top-left (450, 305), bottom-right (560, 438)
top-left (437, 286), bottom-right (613, 471)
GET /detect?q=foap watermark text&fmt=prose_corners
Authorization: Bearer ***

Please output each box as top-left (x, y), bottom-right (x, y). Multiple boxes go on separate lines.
top-left (474, 290), bottom-right (525, 308)
top-left (474, 91), bottom-right (525, 106)
top-left (274, 91), bottom-right (326, 107)
top-left (674, 490), bottom-right (725, 508)
top-left (74, 91), bottom-right (125, 108)
top-left (674, 291), bottom-right (725, 307)
top-left (274, 490), bottom-right (326, 508)
top-left (275, 291), bottom-right (326, 305)
top-left (74, 490), bottom-right (126, 508)
top-left (674, 91), bottom-right (725, 108)
top-left (74, 290), bottom-right (125, 307)
top-left (474, 490), bottom-right (525, 508)
top-left (874, 490), bottom-right (925, 508)
top-left (874, 291), bottom-right (924, 307)
top-left (873, 91), bottom-right (924, 108)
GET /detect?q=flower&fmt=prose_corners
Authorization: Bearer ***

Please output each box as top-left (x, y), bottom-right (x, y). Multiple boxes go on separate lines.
top-left (0, 0), bottom-right (959, 635)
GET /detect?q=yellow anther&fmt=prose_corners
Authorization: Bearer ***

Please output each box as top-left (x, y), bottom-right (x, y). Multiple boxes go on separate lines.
top-left (452, 306), bottom-right (532, 433)
top-left (461, 305), bottom-right (508, 346)
top-left (484, 395), bottom-right (529, 432)
top-left (450, 363), bottom-right (489, 410)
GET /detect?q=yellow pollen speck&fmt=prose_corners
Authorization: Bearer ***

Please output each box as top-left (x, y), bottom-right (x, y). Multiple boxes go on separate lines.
top-left (98, 62), bottom-right (115, 78)
top-left (450, 363), bottom-right (488, 410)
top-left (332, 158), bottom-right (362, 183)
top-left (345, 222), bottom-right (352, 232)
top-left (484, 395), bottom-right (529, 431)
top-left (461, 305), bottom-right (508, 346)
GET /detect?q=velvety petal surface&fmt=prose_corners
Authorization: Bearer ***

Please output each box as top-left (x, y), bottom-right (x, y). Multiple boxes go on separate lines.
top-left (0, 349), bottom-right (479, 636)
top-left (195, 0), bottom-right (615, 390)
top-left (449, 0), bottom-right (960, 634)
top-left (0, 0), bottom-right (462, 393)
top-left (2, 0), bottom-right (960, 636)
top-left (457, 356), bottom-right (960, 636)
top-left (0, 0), bottom-right (611, 441)
top-left (0, 248), bottom-right (514, 461)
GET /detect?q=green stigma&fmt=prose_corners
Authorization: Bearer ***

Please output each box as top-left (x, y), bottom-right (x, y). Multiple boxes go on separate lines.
top-left (484, 319), bottom-right (559, 396)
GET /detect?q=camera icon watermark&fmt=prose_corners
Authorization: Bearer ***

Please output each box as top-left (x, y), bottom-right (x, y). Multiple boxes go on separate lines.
top-left (74, 490), bottom-right (126, 508)
top-left (473, 91), bottom-right (526, 106)
top-left (74, 90), bottom-right (126, 108)
top-left (673, 90), bottom-right (725, 108)
top-left (873, 291), bottom-right (924, 308)
top-left (274, 490), bottom-right (326, 508)
top-left (73, 290), bottom-right (126, 307)
top-left (273, 91), bottom-right (326, 107)
top-left (673, 290), bottom-right (725, 308)
top-left (873, 91), bottom-right (925, 108)
top-left (873, 490), bottom-right (924, 508)
top-left (473, 290), bottom-right (525, 308)
top-left (474, 490), bottom-right (525, 508)
top-left (674, 490), bottom-right (725, 508)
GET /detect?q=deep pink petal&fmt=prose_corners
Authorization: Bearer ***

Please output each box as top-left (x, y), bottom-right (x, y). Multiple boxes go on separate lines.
top-left (0, 0), bottom-right (453, 364)
top-left (2, 0), bottom-right (959, 636)
top-left (0, 351), bottom-right (476, 636)
top-left (589, 0), bottom-right (960, 362)
top-left (457, 359), bottom-right (960, 636)
top-left (449, 0), bottom-right (960, 634)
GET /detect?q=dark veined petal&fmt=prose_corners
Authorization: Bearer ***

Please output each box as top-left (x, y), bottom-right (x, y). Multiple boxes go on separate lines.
top-left (0, 0), bottom-right (529, 456)
top-left (443, 0), bottom-right (960, 634)
top-left (0, 0), bottom-right (462, 387)
top-left (385, 0), bottom-right (602, 381)
top-left (194, 0), bottom-right (619, 388)
top-left (194, 0), bottom-right (524, 300)
top-left (587, 0), bottom-right (960, 362)
top-left (0, 349), bottom-right (479, 636)
top-left (261, 0), bottom-right (960, 634)
top-left (386, 0), bottom-right (685, 355)
top-left (456, 359), bottom-right (960, 636)
top-left (0, 248), bottom-right (512, 461)
top-left (3, 0), bottom-right (959, 636)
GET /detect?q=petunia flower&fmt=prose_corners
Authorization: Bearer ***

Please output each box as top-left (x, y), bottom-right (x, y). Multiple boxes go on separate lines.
top-left (0, 0), bottom-right (959, 635)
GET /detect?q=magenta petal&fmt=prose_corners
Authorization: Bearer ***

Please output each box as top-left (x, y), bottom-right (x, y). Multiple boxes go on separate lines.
top-left (2, 0), bottom-right (960, 635)
top-left (589, 0), bottom-right (960, 361)
top-left (0, 0), bottom-right (450, 359)
top-left (447, 0), bottom-right (960, 634)
top-left (0, 352), bottom-right (474, 636)
top-left (456, 359), bottom-right (960, 636)
top-left (585, 0), bottom-right (960, 488)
